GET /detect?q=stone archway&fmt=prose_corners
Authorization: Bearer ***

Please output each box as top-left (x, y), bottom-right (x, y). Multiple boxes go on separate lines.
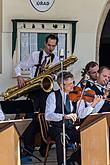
top-left (96, 0), bottom-right (110, 67)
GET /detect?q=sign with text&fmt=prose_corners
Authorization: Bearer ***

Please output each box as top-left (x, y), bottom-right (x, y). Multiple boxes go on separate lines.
top-left (30, 0), bottom-right (55, 12)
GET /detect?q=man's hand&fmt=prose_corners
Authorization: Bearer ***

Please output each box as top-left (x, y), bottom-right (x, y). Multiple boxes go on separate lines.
top-left (91, 95), bottom-right (103, 108)
top-left (103, 83), bottom-right (110, 99)
top-left (64, 113), bottom-right (77, 123)
top-left (17, 76), bottom-right (26, 88)
top-left (106, 82), bottom-right (110, 90)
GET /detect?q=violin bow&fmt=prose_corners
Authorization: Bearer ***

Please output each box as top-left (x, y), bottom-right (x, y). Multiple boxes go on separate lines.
top-left (76, 68), bottom-right (90, 86)
top-left (77, 81), bottom-right (87, 111)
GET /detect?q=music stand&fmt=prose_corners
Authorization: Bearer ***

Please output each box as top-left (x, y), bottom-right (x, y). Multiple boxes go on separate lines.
top-left (0, 99), bottom-right (41, 162)
top-left (0, 100), bottom-right (35, 114)
top-left (0, 118), bottom-right (32, 165)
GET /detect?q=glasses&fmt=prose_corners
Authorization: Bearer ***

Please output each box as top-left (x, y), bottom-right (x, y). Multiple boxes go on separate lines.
top-left (63, 81), bottom-right (75, 86)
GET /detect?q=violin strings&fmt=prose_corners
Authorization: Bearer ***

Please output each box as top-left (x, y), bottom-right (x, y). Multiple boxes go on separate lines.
top-left (77, 83), bottom-right (87, 112)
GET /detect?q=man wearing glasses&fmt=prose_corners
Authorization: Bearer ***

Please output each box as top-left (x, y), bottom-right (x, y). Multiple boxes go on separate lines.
top-left (45, 71), bottom-right (80, 165)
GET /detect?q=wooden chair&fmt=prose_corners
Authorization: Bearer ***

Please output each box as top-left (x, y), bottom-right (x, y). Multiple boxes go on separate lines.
top-left (38, 113), bottom-right (80, 164)
top-left (38, 113), bottom-right (55, 165)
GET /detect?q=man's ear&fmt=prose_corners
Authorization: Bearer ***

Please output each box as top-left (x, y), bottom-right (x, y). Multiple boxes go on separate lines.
top-left (97, 72), bottom-right (99, 78)
top-left (86, 71), bottom-right (90, 76)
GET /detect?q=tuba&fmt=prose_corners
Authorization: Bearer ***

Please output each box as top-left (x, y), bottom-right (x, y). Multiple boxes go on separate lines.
top-left (1, 55), bottom-right (78, 100)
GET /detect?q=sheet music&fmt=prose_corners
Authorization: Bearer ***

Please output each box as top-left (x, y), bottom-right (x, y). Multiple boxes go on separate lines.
top-left (29, 32), bottom-right (38, 53)
top-left (20, 32), bottom-right (38, 60)
top-left (20, 32), bottom-right (29, 60)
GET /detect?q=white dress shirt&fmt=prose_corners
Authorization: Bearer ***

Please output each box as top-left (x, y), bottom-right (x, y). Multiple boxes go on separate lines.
top-left (15, 50), bottom-right (59, 78)
top-left (45, 91), bottom-right (74, 122)
top-left (76, 99), bottom-right (105, 119)
top-left (0, 108), bottom-right (5, 121)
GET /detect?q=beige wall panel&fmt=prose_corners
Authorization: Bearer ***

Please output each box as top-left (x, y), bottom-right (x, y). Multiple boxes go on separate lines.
top-left (0, 0), bottom-right (2, 73)
top-left (2, 0), bottom-right (108, 33)
top-left (0, 0), bottom-right (109, 93)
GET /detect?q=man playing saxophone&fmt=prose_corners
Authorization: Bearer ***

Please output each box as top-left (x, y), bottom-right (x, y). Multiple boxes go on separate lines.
top-left (15, 33), bottom-right (59, 110)
top-left (15, 34), bottom-right (59, 163)
top-left (15, 34), bottom-right (59, 87)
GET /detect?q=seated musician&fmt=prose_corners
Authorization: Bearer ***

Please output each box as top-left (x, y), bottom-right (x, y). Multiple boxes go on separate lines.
top-left (77, 94), bottom-right (104, 120)
top-left (77, 66), bottom-right (110, 120)
top-left (45, 71), bottom-right (80, 165)
top-left (65, 66), bottom-right (110, 164)
top-left (0, 107), bottom-right (5, 121)
top-left (15, 34), bottom-right (59, 163)
top-left (79, 61), bottom-right (99, 89)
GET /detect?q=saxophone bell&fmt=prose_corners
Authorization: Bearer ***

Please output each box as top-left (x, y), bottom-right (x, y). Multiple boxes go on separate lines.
top-left (41, 75), bottom-right (53, 92)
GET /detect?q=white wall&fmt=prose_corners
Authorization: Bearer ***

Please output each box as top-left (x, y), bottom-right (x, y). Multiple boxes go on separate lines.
top-left (0, 0), bottom-right (2, 74)
top-left (0, 0), bottom-right (109, 95)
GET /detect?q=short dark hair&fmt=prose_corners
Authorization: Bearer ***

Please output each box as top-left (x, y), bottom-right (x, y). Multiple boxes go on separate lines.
top-left (45, 34), bottom-right (59, 45)
top-left (98, 66), bottom-right (110, 74)
top-left (57, 71), bottom-right (74, 85)
top-left (85, 61), bottom-right (98, 72)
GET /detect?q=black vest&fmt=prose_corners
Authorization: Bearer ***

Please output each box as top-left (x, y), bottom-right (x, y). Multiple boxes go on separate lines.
top-left (50, 89), bottom-right (76, 129)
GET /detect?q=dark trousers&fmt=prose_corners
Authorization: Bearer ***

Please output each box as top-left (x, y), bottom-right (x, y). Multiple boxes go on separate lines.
top-left (66, 147), bottom-right (81, 165)
top-left (21, 113), bottom-right (39, 154)
top-left (48, 126), bottom-right (80, 165)
top-left (29, 89), bottom-right (50, 113)
top-left (22, 89), bottom-right (51, 155)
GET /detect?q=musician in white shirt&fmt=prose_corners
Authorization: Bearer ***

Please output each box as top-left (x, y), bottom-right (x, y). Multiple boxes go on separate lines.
top-left (15, 34), bottom-right (59, 161)
top-left (0, 108), bottom-right (5, 121)
top-left (77, 66), bottom-right (110, 119)
top-left (45, 71), bottom-right (80, 165)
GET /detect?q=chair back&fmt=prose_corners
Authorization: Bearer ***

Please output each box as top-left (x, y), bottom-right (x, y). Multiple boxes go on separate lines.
top-left (38, 113), bottom-right (49, 144)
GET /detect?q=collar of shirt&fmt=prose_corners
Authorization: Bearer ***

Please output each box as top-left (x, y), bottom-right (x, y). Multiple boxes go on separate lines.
top-left (43, 50), bottom-right (50, 58)
top-left (96, 85), bottom-right (105, 92)
top-left (42, 50), bottom-right (51, 64)
top-left (60, 90), bottom-right (68, 104)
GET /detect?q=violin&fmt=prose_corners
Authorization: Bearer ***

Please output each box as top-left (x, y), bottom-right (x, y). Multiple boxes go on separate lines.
top-left (69, 86), bottom-right (110, 103)
top-left (69, 86), bottom-right (96, 102)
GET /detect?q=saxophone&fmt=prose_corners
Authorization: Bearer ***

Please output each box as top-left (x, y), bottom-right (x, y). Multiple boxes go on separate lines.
top-left (1, 55), bottom-right (78, 100)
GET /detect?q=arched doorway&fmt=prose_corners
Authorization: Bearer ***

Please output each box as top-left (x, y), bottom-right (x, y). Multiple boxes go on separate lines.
top-left (99, 9), bottom-right (110, 67)
top-left (96, 1), bottom-right (110, 67)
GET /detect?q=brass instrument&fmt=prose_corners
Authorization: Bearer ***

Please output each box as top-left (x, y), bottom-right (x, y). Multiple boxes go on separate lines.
top-left (1, 55), bottom-right (78, 100)
top-left (2, 75), bottom-right (53, 100)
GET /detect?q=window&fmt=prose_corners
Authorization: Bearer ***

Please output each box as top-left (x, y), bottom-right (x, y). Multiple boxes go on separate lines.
top-left (12, 20), bottom-right (77, 77)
